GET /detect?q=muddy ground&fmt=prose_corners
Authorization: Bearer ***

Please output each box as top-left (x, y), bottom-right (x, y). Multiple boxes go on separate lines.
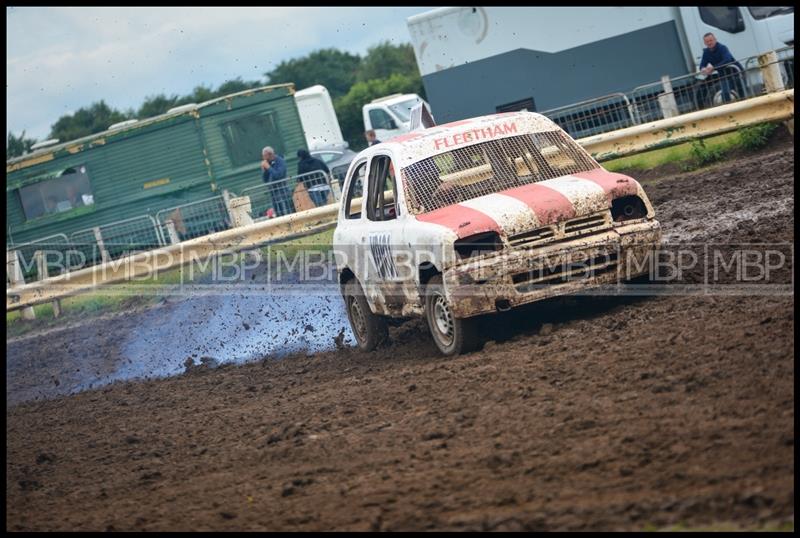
top-left (5, 139), bottom-right (794, 531)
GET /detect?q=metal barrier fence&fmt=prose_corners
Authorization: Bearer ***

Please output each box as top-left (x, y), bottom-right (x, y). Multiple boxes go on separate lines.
top-left (6, 233), bottom-right (72, 281)
top-left (155, 195), bottom-right (231, 243)
top-left (541, 93), bottom-right (640, 140)
top-left (242, 170), bottom-right (336, 220)
top-left (5, 173), bottom-right (342, 282)
top-left (542, 47), bottom-right (794, 139)
top-left (70, 215), bottom-right (164, 265)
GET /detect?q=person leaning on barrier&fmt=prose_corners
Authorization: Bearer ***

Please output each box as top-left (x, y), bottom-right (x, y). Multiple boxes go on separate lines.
top-left (696, 32), bottom-right (746, 106)
top-left (296, 149), bottom-right (331, 207)
top-left (261, 146), bottom-right (294, 216)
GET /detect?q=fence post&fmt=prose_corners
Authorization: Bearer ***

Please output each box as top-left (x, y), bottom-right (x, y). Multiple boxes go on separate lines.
top-left (758, 50), bottom-right (785, 93)
top-left (93, 227), bottom-right (111, 263)
top-left (228, 195), bottom-right (254, 228)
top-left (329, 174), bottom-right (342, 202)
top-left (34, 250), bottom-right (61, 318)
top-left (7, 250), bottom-right (36, 320)
top-left (759, 50), bottom-right (793, 136)
top-left (658, 75), bottom-right (680, 119)
top-left (759, 50), bottom-right (785, 94)
top-left (165, 220), bottom-right (181, 245)
top-left (222, 189), bottom-right (236, 225)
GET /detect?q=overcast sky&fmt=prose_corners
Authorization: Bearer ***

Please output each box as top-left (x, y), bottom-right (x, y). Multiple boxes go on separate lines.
top-left (6, 6), bottom-right (433, 141)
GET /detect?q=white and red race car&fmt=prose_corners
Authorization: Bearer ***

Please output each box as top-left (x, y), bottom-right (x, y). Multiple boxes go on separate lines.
top-left (333, 111), bottom-right (662, 356)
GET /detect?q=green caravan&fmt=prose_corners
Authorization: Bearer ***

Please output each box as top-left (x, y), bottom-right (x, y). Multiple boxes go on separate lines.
top-left (6, 84), bottom-right (306, 275)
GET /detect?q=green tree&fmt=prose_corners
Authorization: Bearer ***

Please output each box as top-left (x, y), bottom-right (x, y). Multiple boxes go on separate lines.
top-left (334, 72), bottom-right (426, 151)
top-left (7, 130), bottom-right (37, 159)
top-left (137, 79), bottom-right (263, 120)
top-left (216, 77), bottom-right (263, 95)
top-left (49, 101), bottom-right (131, 142)
top-left (265, 48), bottom-right (361, 99)
top-left (137, 94), bottom-right (181, 119)
top-left (357, 41), bottom-right (420, 83)
top-left (179, 85), bottom-right (216, 105)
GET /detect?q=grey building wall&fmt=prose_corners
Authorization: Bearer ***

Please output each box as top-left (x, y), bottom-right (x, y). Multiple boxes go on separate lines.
top-left (421, 21), bottom-right (690, 123)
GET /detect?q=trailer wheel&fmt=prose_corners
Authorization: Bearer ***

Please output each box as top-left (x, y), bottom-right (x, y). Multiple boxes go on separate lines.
top-left (424, 275), bottom-right (481, 356)
top-left (344, 279), bottom-right (388, 352)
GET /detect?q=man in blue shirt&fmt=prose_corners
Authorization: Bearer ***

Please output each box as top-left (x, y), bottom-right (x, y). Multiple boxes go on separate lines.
top-left (261, 146), bottom-right (294, 216)
top-left (697, 33), bottom-right (745, 105)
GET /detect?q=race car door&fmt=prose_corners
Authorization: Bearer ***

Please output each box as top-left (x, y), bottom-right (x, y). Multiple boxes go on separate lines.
top-left (361, 151), bottom-right (413, 316)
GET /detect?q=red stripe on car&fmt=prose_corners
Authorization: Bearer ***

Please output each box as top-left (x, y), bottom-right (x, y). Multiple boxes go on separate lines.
top-left (416, 204), bottom-right (501, 238)
top-left (573, 168), bottom-right (639, 201)
top-left (500, 183), bottom-right (576, 225)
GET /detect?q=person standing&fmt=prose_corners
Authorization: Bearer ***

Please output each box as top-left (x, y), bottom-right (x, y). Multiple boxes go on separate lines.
top-left (296, 149), bottom-right (331, 207)
top-left (261, 146), bottom-right (293, 216)
top-left (365, 130), bottom-right (382, 146)
top-left (697, 32), bottom-right (745, 105)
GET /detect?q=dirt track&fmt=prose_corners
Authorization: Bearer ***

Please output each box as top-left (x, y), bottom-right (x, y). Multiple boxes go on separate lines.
top-left (6, 139), bottom-right (795, 531)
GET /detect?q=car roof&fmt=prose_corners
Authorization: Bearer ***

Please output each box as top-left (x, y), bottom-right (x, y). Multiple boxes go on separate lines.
top-left (373, 111), bottom-right (561, 165)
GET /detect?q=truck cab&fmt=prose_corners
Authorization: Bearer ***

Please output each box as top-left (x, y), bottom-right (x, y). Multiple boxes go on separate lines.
top-left (678, 6), bottom-right (794, 70)
top-left (334, 111), bottom-right (662, 356)
top-left (362, 93), bottom-right (431, 142)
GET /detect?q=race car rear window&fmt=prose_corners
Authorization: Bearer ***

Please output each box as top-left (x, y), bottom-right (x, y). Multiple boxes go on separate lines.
top-left (401, 130), bottom-right (599, 215)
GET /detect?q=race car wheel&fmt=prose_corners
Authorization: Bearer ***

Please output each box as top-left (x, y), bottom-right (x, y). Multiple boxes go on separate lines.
top-left (344, 279), bottom-right (388, 352)
top-left (424, 275), bottom-right (481, 356)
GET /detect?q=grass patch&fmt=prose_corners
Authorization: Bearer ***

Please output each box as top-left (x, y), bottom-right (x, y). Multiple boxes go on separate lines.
top-left (604, 121), bottom-right (784, 174)
top-left (604, 130), bottom-right (741, 173)
top-left (738, 122), bottom-right (779, 151)
top-left (686, 138), bottom-right (726, 169)
top-left (262, 227), bottom-right (334, 266)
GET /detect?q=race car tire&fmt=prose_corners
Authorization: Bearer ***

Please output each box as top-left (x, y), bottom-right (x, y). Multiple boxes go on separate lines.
top-left (424, 275), bottom-right (481, 356)
top-left (344, 279), bottom-right (388, 352)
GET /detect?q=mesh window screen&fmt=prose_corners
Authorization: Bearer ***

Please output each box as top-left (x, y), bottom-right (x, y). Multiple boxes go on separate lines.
top-left (401, 130), bottom-right (599, 215)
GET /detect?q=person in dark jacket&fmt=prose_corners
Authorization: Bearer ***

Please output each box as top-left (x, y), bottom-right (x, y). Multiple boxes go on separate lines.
top-left (296, 149), bottom-right (331, 207)
top-left (365, 130), bottom-right (381, 146)
top-left (697, 33), bottom-right (745, 106)
top-left (261, 146), bottom-right (294, 216)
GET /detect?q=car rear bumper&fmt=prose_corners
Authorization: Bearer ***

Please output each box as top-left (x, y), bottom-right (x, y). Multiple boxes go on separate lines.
top-left (443, 219), bottom-right (662, 318)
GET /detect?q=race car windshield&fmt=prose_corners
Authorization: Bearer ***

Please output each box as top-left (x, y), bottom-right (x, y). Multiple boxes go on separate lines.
top-left (401, 130), bottom-right (599, 215)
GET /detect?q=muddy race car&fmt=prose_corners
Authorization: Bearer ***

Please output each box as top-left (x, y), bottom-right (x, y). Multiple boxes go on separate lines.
top-left (333, 111), bottom-right (662, 356)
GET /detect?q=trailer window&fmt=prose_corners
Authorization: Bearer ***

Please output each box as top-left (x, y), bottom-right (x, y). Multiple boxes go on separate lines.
top-left (698, 7), bottom-right (745, 34)
top-left (221, 113), bottom-right (285, 168)
top-left (18, 165), bottom-right (95, 221)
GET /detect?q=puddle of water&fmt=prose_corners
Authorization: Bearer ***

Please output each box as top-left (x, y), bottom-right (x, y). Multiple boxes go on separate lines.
top-left (113, 293), bottom-right (355, 383)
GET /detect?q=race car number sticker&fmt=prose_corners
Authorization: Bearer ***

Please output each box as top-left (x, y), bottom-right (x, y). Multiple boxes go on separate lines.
top-left (368, 233), bottom-right (397, 280)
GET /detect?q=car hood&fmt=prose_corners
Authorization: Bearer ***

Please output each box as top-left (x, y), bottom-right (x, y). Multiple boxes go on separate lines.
top-left (414, 167), bottom-right (642, 239)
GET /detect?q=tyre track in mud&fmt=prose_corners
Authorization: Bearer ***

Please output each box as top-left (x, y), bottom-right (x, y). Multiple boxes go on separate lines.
top-left (6, 141), bottom-right (794, 531)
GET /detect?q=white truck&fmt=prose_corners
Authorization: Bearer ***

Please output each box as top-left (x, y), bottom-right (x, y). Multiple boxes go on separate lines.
top-left (333, 111), bottom-right (662, 356)
top-left (362, 93), bottom-right (432, 142)
top-left (406, 7), bottom-right (794, 124)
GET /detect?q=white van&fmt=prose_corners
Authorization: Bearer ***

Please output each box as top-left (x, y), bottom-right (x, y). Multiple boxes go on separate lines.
top-left (362, 93), bottom-right (432, 142)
